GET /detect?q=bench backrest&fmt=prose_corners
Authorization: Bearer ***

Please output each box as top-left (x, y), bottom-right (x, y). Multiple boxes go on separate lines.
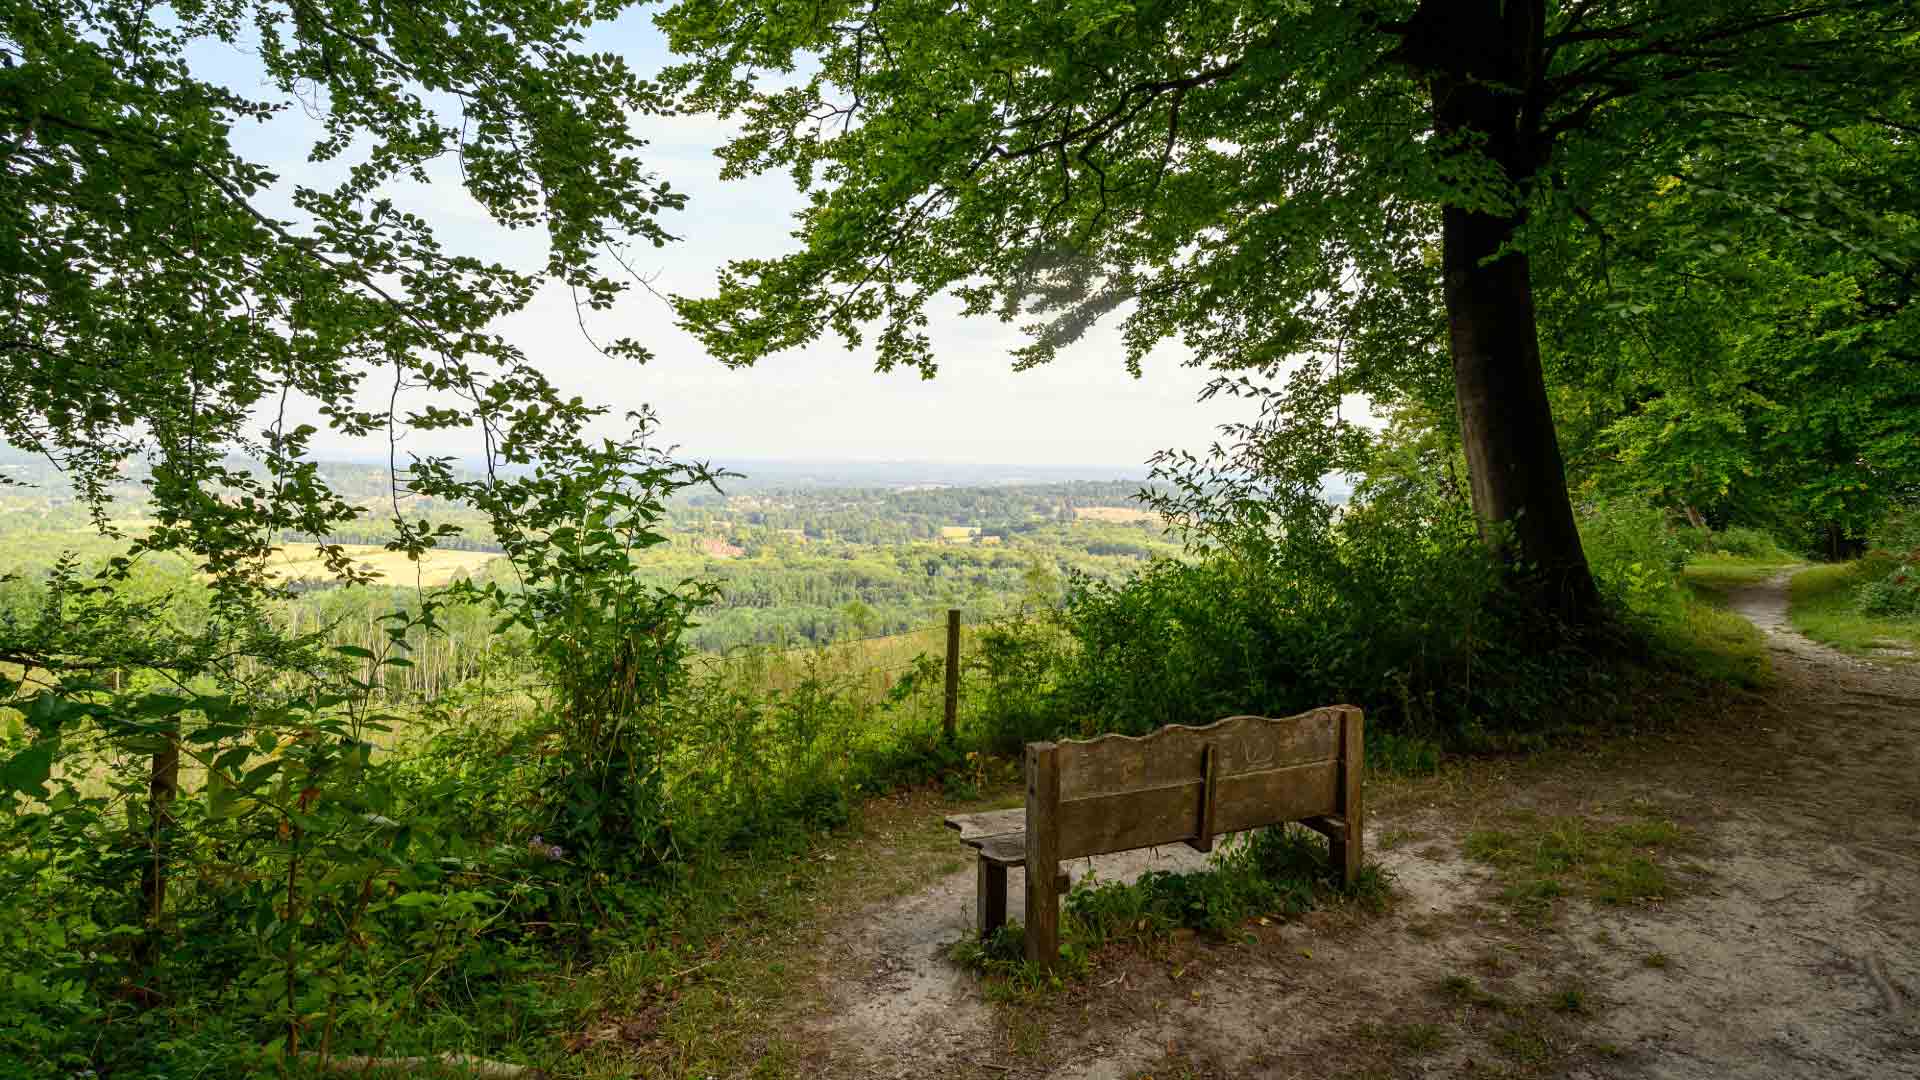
top-left (1026, 706), bottom-right (1363, 861)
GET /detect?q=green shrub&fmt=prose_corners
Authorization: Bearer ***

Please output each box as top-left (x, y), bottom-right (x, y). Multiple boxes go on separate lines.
top-left (1022, 475), bottom-right (1627, 745)
top-left (1669, 519), bottom-right (1791, 562)
top-left (1856, 507), bottom-right (1920, 618)
top-left (1577, 499), bottom-right (1686, 617)
top-left (1714, 526), bottom-right (1791, 561)
top-left (1869, 505), bottom-right (1920, 553)
top-left (967, 619), bottom-right (1070, 755)
top-left (1856, 550), bottom-right (1920, 618)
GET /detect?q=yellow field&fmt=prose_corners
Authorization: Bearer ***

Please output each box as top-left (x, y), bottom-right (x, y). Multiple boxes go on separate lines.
top-left (269, 543), bottom-right (500, 587)
top-left (1074, 505), bottom-right (1157, 524)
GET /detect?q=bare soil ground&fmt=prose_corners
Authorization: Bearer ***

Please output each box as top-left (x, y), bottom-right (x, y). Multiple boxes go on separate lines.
top-left (763, 572), bottom-right (1920, 1079)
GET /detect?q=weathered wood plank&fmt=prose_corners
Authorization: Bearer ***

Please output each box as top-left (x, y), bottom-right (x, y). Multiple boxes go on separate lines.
top-left (974, 833), bottom-right (1027, 866)
top-left (1054, 760), bottom-right (1340, 861)
top-left (1025, 742), bottom-right (1062, 968)
top-left (1057, 709), bottom-right (1341, 800)
top-left (1303, 815), bottom-right (1348, 845)
top-left (945, 808), bottom-right (1026, 842)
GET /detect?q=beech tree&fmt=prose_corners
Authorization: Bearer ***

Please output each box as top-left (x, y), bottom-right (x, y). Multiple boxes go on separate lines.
top-left (658, 0), bottom-right (1918, 618)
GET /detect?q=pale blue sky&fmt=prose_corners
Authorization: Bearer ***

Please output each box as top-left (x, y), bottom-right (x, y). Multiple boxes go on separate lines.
top-left (192, 10), bottom-right (1253, 472)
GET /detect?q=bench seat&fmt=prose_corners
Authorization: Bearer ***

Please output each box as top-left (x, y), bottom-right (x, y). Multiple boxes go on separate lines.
top-left (945, 808), bottom-right (1047, 937)
top-left (945, 808), bottom-right (1026, 862)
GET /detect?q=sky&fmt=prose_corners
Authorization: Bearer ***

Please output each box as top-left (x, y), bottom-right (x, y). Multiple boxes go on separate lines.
top-left (189, 10), bottom-right (1257, 475)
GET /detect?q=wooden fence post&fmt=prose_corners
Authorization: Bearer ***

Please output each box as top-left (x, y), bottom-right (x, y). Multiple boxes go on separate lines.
top-left (943, 608), bottom-right (960, 743)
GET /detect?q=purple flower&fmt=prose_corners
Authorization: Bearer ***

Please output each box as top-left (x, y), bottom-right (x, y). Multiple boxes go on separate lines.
top-left (528, 835), bottom-right (566, 860)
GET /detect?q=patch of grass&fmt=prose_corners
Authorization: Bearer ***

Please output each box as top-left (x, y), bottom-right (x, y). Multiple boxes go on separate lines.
top-left (748, 1037), bottom-right (801, 1079)
top-left (946, 921), bottom-right (1077, 999)
top-left (1547, 987), bottom-right (1589, 1015)
top-left (1391, 1022), bottom-right (1449, 1054)
top-left (1369, 730), bottom-right (1444, 776)
top-left (1377, 827), bottom-right (1425, 852)
top-left (1002, 1011), bottom-right (1047, 1057)
top-left (1497, 875), bottom-right (1569, 922)
top-left (1492, 1023), bottom-right (1555, 1066)
top-left (1642, 951), bottom-right (1671, 969)
top-left (1437, 974), bottom-right (1508, 1012)
top-left (1463, 809), bottom-right (1694, 922)
top-left (1682, 554), bottom-right (1798, 598)
top-left (1353, 1020), bottom-right (1449, 1061)
top-left (1790, 562), bottom-right (1920, 660)
top-left (577, 785), bottom-right (1021, 1076)
top-left (1649, 595), bottom-right (1774, 688)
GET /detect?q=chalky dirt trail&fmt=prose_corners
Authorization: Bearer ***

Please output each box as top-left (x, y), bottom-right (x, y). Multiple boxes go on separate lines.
top-left (780, 573), bottom-right (1920, 1078)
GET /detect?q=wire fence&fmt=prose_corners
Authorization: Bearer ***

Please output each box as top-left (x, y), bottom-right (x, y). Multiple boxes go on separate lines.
top-left (713, 601), bottom-right (1064, 662)
top-left (692, 603), bottom-right (1071, 744)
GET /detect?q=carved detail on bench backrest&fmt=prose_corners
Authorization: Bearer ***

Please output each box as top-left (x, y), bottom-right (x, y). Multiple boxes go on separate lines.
top-left (1056, 710), bottom-right (1345, 800)
top-left (1043, 707), bottom-right (1360, 861)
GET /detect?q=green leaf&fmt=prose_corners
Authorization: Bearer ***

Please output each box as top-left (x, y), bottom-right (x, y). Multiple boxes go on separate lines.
top-left (0, 744), bottom-right (55, 795)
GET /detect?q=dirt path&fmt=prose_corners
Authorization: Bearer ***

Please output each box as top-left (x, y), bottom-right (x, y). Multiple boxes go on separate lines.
top-left (788, 573), bottom-right (1920, 1078)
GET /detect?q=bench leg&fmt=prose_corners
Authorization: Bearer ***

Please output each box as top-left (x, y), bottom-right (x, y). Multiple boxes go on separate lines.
top-left (1025, 742), bottom-right (1062, 969)
top-left (1306, 816), bottom-right (1363, 889)
top-left (1024, 859), bottom-right (1059, 967)
top-left (976, 858), bottom-right (1008, 938)
top-left (1331, 827), bottom-right (1360, 889)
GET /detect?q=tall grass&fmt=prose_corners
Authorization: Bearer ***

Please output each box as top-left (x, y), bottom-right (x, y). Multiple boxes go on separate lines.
top-left (1789, 561), bottom-right (1920, 659)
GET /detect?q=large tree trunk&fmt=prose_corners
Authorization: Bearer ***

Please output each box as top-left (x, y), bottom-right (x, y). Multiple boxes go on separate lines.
top-left (1442, 206), bottom-right (1600, 616)
top-left (1420, 0), bottom-right (1603, 620)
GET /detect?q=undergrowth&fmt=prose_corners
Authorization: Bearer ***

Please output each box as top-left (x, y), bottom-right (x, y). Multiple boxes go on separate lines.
top-left (1791, 559), bottom-right (1920, 660)
top-left (948, 826), bottom-right (1393, 996)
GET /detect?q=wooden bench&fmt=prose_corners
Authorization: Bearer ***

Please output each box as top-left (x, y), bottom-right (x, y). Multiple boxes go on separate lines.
top-left (944, 706), bottom-right (1364, 968)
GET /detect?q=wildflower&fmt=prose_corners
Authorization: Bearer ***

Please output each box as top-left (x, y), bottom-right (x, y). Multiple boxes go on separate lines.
top-left (528, 835), bottom-right (566, 860)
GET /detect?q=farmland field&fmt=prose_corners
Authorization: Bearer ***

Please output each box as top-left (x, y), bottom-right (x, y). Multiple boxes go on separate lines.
top-left (1074, 505), bottom-right (1157, 524)
top-left (268, 543), bottom-right (501, 587)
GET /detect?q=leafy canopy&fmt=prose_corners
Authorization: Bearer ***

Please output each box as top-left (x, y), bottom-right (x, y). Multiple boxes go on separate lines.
top-left (658, 0), bottom-right (1916, 490)
top-left (1538, 110), bottom-right (1920, 538)
top-left (2, 0), bottom-right (684, 586)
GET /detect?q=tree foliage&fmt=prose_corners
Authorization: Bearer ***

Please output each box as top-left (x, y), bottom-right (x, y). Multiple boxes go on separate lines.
top-left (3, 0), bottom-right (682, 583)
top-left (1539, 117), bottom-right (1920, 544)
top-left (657, 0), bottom-right (1919, 604)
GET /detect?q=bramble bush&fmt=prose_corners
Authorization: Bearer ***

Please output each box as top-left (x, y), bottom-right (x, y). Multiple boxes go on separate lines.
top-left (1856, 552), bottom-right (1920, 618)
top-left (1857, 507), bottom-right (1920, 618)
